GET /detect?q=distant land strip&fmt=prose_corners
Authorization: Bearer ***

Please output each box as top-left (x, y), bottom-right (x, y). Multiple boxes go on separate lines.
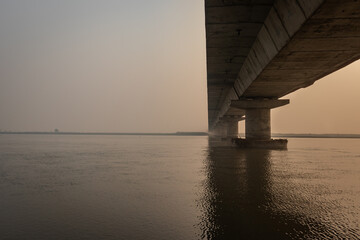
top-left (272, 133), bottom-right (360, 139)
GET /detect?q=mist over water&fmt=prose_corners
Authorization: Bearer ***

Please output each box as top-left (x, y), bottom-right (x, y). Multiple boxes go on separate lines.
top-left (0, 135), bottom-right (359, 239)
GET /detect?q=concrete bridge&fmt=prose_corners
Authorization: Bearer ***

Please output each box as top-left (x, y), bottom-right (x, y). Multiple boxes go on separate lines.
top-left (206, 0), bottom-right (360, 147)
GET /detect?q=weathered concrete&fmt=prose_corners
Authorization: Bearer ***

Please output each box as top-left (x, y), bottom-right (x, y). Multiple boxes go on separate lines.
top-left (206, 1), bottom-right (275, 128)
top-left (206, 0), bottom-right (360, 135)
top-left (245, 108), bottom-right (271, 140)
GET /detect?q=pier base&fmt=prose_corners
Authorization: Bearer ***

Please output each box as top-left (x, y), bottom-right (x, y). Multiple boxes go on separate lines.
top-left (232, 138), bottom-right (288, 150)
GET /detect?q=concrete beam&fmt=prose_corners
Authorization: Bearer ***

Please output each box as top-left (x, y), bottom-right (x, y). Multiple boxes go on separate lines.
top-left (207, 0), bottom-right (326, 129)
top-left (231, 99), bottom-right (289, 109)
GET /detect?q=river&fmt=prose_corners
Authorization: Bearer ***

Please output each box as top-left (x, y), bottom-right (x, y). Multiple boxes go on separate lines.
top-left (0, 135), bottom-right (359, 239)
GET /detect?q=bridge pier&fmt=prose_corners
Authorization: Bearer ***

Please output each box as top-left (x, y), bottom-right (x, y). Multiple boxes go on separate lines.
top-left (246, 108), bottom-right (270, 140)
top-left (231, 99), bottom-right (289, 149)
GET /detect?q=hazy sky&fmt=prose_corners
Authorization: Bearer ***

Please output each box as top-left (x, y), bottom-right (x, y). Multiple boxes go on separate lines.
top-left (0, 1), bottom-right (359, 134)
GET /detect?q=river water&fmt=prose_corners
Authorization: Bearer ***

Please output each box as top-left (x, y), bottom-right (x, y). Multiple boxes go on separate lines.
top-left (0, 135), bottom-right (359, 239)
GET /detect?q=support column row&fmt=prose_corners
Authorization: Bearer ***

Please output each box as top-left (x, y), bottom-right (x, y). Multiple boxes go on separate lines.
top-left (211, 116), bottom-right (244, 138)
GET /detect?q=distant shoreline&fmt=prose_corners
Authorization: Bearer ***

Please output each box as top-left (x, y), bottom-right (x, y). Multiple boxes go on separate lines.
top-left (1, 132), bottom-right (360, 139)
top-left (271, 133), bottom-right (360, 139)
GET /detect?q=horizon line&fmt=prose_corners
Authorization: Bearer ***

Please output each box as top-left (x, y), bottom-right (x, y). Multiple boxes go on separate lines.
top-left (1, 131), bottom-right (360, 138)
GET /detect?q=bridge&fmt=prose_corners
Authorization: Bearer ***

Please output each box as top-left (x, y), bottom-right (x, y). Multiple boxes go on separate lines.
top-left (205, 0), bottom-right (360, 147)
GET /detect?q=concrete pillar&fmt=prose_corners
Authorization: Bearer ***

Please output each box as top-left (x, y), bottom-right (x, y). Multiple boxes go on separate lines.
top-left (227, 121), bottom-right (239, 138)
top-left (245, 108), bottom-right (270, 140)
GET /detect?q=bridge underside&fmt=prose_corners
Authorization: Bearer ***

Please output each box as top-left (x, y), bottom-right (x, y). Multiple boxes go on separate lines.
top-left (206, 0), bottom-right (360, 143)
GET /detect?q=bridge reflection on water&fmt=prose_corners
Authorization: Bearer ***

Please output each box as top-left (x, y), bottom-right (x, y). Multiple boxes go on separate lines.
top-left (198, 139), bottom-right (359, 239)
